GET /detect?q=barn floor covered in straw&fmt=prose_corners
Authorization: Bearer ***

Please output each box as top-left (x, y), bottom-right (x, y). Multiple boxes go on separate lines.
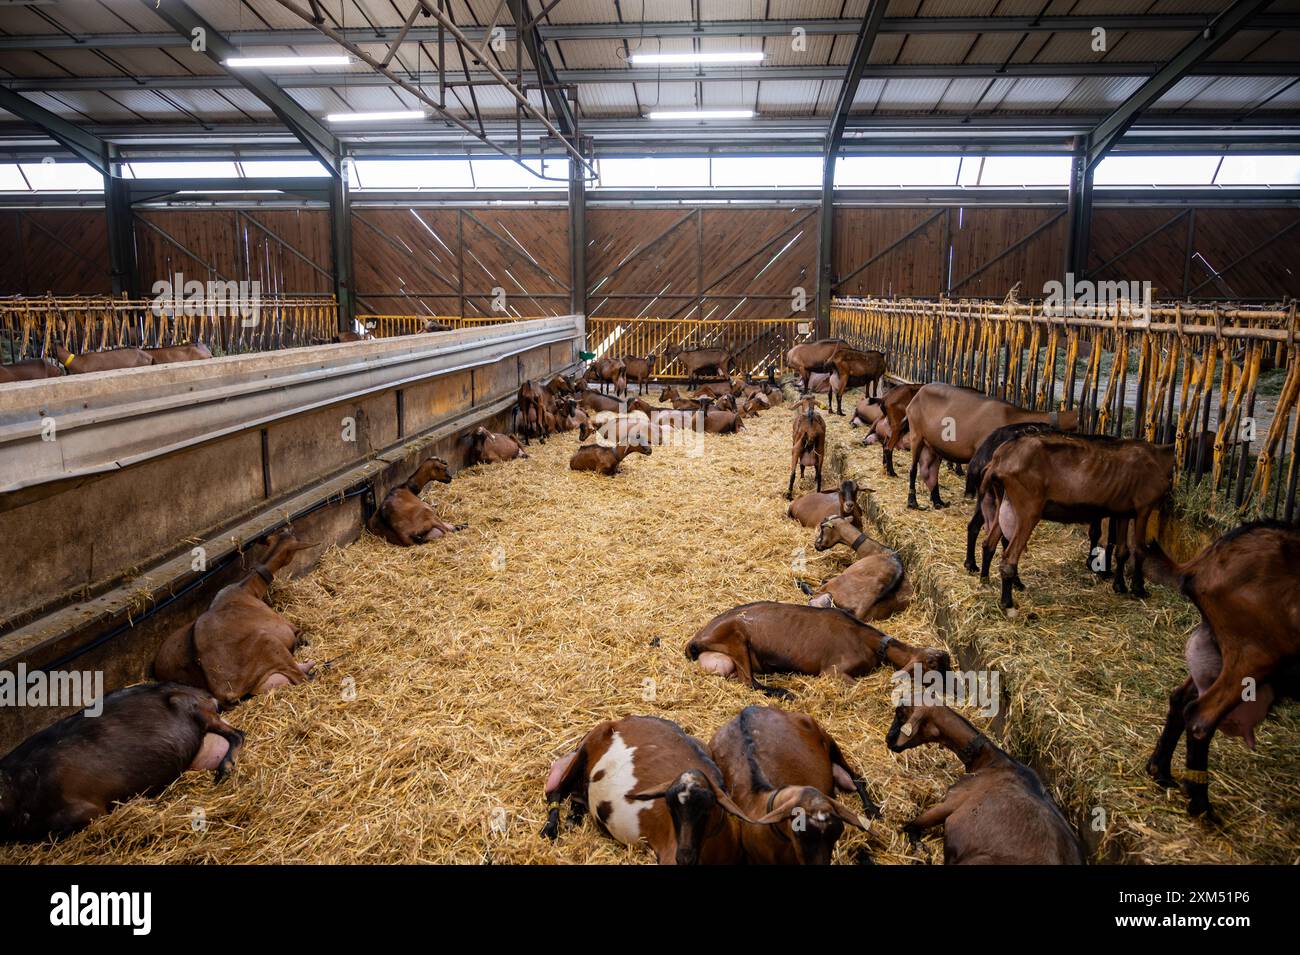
top-left (1, 396), bottom-right (1295, 864)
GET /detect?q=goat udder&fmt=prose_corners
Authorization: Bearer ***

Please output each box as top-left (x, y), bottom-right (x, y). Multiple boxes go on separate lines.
top-left (188, 733), bottom-right (230, 772)
top-left (697, 652), bottom-right (736, 677)
top-left (997, 500), bottom-right (1019, 542)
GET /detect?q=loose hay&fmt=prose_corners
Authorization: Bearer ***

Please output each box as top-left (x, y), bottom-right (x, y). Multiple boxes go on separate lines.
top-left (0, 409), bottom-right (959, 865)
top-left (2, 402), bottom-right (1293, 865)
top-left (837, 436), bottom-right (1300, 865)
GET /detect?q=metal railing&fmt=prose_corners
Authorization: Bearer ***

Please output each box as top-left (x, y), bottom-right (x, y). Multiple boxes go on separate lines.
top-left (0, 295), bottom-right (338, 359)
top-left (366, 314), bottom-right (524, 337)
top-left (584, 316), bottom-right (812, 380)
top-left (831, 296), bottom-right (1300, 524)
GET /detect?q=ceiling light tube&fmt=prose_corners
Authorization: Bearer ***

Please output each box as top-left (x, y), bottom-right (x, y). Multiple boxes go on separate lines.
top-left (646, 109), bottom-right (755, 120)
top-left (629, 51), bottom-right (764, 66)
top-left (326, 110), bottom-right (427, 123)
top-left (225, 56), bottom-right (352, 68)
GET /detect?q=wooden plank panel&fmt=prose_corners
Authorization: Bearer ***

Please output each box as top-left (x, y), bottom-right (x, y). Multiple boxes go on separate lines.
top-left (1187, 208), bottom-right (1300, 299)
top-left (0, 210), bottom-right (111, 295)
top-left (1088, 208), bottom-right (1190, 299)
top-left (833, 207), bottom-right (947, 298)
top-left (949, 207), bottom-right (1067, 298)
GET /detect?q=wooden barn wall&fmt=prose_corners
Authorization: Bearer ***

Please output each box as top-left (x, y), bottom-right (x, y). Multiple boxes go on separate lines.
top-left (3, 204), bottom-right (1299, 305)
top-left (586, 207), bottom-right (817, 321)
top-left (351, 207), bottom-right (570, 319)
top-left (833, 207), bottom-right (948, 298)
top-left (132, 209), bottom-right (332, 297)
top-left (0, 210), bottom-right (111, 295)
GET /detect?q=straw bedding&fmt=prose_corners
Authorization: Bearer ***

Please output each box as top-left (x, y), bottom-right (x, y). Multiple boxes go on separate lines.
top-left (836, 430), bottom-right (1300, 865)
top-left (2, 394), bottom-right (1294, 864)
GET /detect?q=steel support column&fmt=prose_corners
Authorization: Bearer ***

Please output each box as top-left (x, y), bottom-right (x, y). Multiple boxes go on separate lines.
top-left (816, 0), bottom-right (887, 332)
top-left (104, 157), bottom-right (136, 297)
top-left (329, 169), bottom-right (356, 332)
top-left (568, 154), bottom-right (587, 316)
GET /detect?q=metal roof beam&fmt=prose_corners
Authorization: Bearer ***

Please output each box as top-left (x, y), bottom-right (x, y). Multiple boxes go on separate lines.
top-left (0, 87), bottom-right (111, 174)
top-left (1086, 0), bottom-right (1278, 169)
top-left (141, 0), bottom-right (341, 174)
top-left (819, 0), bottom-right (887, 329)
top-left (507, 0), bottom-right (575, 139)
top-left (6, 60), bottom-right (1292, 93)
top-left (3, 14), bottom-right (1298, 49)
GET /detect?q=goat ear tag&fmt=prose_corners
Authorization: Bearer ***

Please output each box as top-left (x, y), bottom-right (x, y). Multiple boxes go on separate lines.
top-left (900, 721), bottom-right (915, 737)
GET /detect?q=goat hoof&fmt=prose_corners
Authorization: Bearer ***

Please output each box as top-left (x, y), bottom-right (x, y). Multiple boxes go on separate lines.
top-left (540, 821), bottom-right (558, 840)
top-left (1113, 582), bottom-right (1128, 595)
top-left (932, 500), bottom-right (948, 510)
top-left (1146, 760), bottom-right (1177, 789)
top-left (1187, 799), bottom-right (1220, 826)
top-left (1003, 605), bottom-right (1019, 620)
top-left (906, 499), bottom-right (920, 510)
top-left (963, 561), bottom-right (979, 575)
top-left (1012, 578), bottom-right (1026, 592)
top-left (1131, 585), bottom-right (1148, 598)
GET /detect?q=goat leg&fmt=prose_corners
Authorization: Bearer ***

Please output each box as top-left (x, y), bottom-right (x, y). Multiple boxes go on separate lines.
top-left (964, 503), bottom-right (985, 574)
top-left (1182, 724), bottom-right (1218, 823)
top-left (901, 799), bottom-right (955, 845)
top-left (907, 447), bottom-right (923, 510)
top-left (1146, 676), bottom-right (1195, 789)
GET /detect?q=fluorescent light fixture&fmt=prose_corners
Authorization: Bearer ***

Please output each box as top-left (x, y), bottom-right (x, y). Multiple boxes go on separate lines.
top-left (629, 51), bottom-right (764, 66)
top-left (326, 110), bottom-right (427, 123)
top-left (224, 55), bottom-right (352, 68)
top-left (646, 109), bottom-right (755, 121)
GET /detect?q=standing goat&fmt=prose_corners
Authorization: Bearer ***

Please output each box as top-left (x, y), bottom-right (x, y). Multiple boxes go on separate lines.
top-left (786, 397), bottom-right (826, 500)
top-left (1144, 521), bottom-right (1300, 819)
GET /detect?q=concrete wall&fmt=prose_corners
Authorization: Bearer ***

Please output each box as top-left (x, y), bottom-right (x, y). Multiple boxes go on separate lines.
top-left (0, 323), bottom-right (580, 752)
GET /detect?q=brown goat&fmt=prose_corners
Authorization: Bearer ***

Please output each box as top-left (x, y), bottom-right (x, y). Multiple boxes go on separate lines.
top-left (979, 433), bottom-right (1176, 612)
top-left (516, 379), bottom-right (550, 444)
top-left (786, 339), bottom-right (846, 393)
top-left (827, 347), bottom-right (886, 415)
top-left (708, 706), bottom-right (877, 864)
top-left (619, 354), bottom-right (654, 391)
top-left (569, 441), bottom-right (651, 475)
top-left (804, 516), bottom-right (912, 621)
top-left (878, 383), bottom-right (923, 477)
top-left (368, 456), bottom-right (466, 546)
top-left (541, 715), bottom-right (751, 864)
top-left (581, 356), bottom-right (626, 394)
top-left (849, 396), bottom-right (884, 429)
top-left (1143, 521), bottom-right (1300, 819)
top-left (52, 343), bottom-right (153, 374)
top-left (145, 342), bottom-right (214, 364)
top-left (0, 358), bottom-right (64, 382)
top-left (154, 531), bottom-right (318, 707)
top-left (0, 683), bottom-right (244, 841)
top-left (885, 704), bottom-right (1084, 864)
top-left (965, 423), bottom-right (1119, 588)
top-left (466, 426), bottom-right (528, 466)
top-left (687, 601), bottom-right (950, 696)
top-left (786, 397), bottom-right (826, 500)
top-left (904, 382), bottom-right (1080, 509)
top-left (577, 389), bottom-right (626, 414)
top-left (788, 478), bottom-right (863, 529)
top-left (663, 343), bottom-right (732, 389)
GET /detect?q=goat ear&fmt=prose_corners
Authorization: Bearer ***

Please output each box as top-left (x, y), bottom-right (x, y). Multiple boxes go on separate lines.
top-left (829, 799), bottom-right (870, 830)
top-left (700, 776), bottom-right (762, 824)
top-left (628, 787), bottom-right (670, 802)
top-left (745, 788), bottom-right (802, 826)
